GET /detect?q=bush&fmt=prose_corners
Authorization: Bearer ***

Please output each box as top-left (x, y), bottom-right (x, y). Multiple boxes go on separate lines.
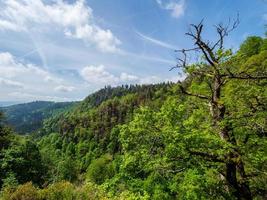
top-left (77, 182), bottom-right (108, 200)
top-left (86, 154), bottom-right (115, 184)
top-left (1, 172), bottom-right (19, 190)
top-left (1, 182), bottom-right (40, 200)
top-left (39, 181), bottom-right (75, 200)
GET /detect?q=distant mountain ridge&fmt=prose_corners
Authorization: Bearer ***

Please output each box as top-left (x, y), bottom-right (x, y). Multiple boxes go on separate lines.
top-left (1, 101), bottom-right (77, 134)
top-left (0, 101), bottom-right (24, 107)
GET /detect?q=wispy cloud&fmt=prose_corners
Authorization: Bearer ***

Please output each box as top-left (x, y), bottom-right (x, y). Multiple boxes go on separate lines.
top-left (119, 50), bottom-right (176, 65)
top-left (156, 0), bottom-right (186, 19)
top-left (136, 31), bottom-right (178, 50)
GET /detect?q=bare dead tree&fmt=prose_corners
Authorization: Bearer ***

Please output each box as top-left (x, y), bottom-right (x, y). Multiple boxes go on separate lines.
top-left (172, 16), bottom-right (267, 200)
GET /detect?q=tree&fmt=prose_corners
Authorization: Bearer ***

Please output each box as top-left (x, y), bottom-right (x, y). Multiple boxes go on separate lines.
top-left (0, 139), bottom-right (45, 188)
top-left (0, 112), bottom-right (11, 150)
top-left (172, 17), bottom-right (267, 199)
top-left (86, 154), bottom-right (115, 184)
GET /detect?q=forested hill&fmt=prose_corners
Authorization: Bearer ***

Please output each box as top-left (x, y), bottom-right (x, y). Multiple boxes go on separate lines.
top-left (1, 84), bottom-right (173, 135)
top-left (40, 83), bottom-right (174, 137)
top-left (0, 34), bottom-right (266, 199)
top-left (1, 101), bottom-right (77, 134)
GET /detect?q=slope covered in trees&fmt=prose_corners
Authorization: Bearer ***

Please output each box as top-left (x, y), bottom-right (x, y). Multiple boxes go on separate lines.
top-left (0, 27), bottom-right (266, 199)
top-left (1, 101), bottom-right (77, 134)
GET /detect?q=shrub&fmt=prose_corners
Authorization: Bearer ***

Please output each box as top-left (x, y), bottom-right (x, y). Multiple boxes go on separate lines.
top-left (2, 182), bottom-right (40, 200)
top-left (39, 181), bottom-right (75, 200)
top-left (86, 154), bottom-right (115, 184)
top-left (77, 182), bottom-right (108, 200)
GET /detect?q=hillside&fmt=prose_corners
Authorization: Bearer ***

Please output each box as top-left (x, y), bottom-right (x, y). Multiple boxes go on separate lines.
top-left (1, 101), bottom-right (77, 134)
top-left (40, 83), bottom-right (174, 137)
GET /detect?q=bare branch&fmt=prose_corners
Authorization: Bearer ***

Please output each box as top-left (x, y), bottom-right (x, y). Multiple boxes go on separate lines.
top-left (170, 48), bottom-right (196, 71)
top-left (174, 47), bottom-right (200, 53)
top-left (212, 14), bottom-right (240, 51)
top-left (186, 21), bottom-right (219, 67)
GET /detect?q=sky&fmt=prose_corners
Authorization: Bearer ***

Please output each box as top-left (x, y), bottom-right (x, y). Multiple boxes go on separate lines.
top-left (0, 0), bottom-right (266, 102)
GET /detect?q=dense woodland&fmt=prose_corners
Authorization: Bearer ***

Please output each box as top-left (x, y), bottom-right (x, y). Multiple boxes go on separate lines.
top-left (0, 22), bottom-right (266, 200)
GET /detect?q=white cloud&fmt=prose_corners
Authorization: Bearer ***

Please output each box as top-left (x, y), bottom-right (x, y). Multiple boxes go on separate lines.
top-left (0, 20), bottom-right (20, 31)
top-left (0, 0), bottom-right (121, 52)
top-left (120, 72), bottom-right (139, 82)
top-left (0, 52), bottom-right (17, 66)
top-left (8, 92), bottom-right (72, 102)
top-left (156, 0), bottom-right (185, 18)
top-left (80, 65), bottom-right (184, 87)
top-left (166, 1), bottom-right (185, 18)
top-left (0, 52), bottom-right (77, 101)
top-left (0, 78), bottom-right (24, 89)
top-left (54, 85), bottom-right (75, 92)
top-left (81, 65), bottom-right (143, 86)
top-left (140, 76), bottom-right (162, 84)
top-left (80, 65), bottom-right (119, 85)
top-left (0, 52), bottom-right (59, 82)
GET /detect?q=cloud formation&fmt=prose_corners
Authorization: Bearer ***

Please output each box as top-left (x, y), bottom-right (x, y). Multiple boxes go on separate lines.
top-left (54, 85), bottom-right (75, 93)
top-left (0, 0), bottom-right (121, 52)
top-left (80, 65), bottom-right (139, 86)
top-left (156, 0), bottom-right (185, 18)
top-left (80, 65), bottom-right (183, 87)
top-left (0, 52), bottom-right (182, 102)
top-left (0, 78), bottom-right (24, 89)
top-left (0, 52), bottom-right (75, 101)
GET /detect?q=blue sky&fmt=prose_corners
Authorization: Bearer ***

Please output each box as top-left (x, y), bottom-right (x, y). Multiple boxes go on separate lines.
top-left (0, 0), bottom-right (266, 102)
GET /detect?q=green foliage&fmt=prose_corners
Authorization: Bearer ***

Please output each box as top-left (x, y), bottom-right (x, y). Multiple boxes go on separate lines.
top-left (56, 156), bottom-right (79, 182)
top-left (86, 154), bottom-right (115, 184)
top-left (238, 36), bottom-right (264, 57)
top-left (1, 173), bottom-right (19, 190)
top-left (1, 182), bottom-right (40, 200)
top-left (40, 181), bottom-right (75, 200)
top-left (1, 181), bottom-right (109, 200)
top-left (0, 137), bottom-right (45, 188)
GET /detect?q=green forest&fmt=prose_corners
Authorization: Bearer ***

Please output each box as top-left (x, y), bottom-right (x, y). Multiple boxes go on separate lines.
top-left (0, 22), bottom-right (267, 200)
